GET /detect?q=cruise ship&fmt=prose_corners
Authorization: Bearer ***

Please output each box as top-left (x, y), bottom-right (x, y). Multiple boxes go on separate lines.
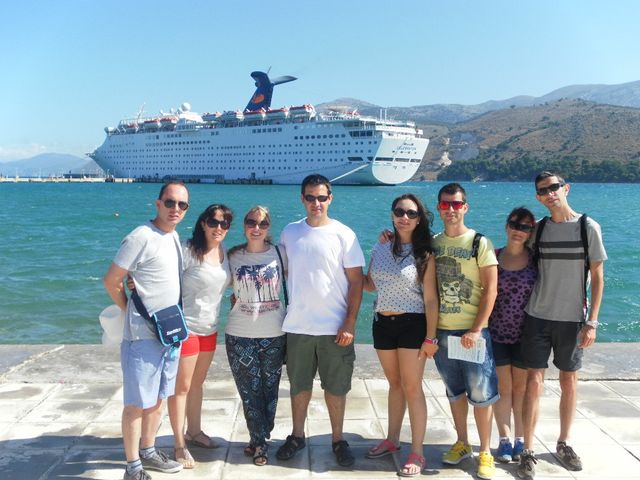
top-left (89, 72), bottom-right (429, 185)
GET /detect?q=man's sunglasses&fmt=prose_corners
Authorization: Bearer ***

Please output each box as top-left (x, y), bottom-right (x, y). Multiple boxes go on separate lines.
top-left (205, 218), bottom-right (230, 230)
top-left (245, 219), bottom-right (270, 229)
top-left (438, 200), bottom-right (466, 210)
top-left (163, 199), bottom-right (189, 211)
top-left (508, 220), bottom-right (534, 233)
top-left (392, 207), bottom-right (419, 219)
top-left (303, 194), bottom-right (330, 203)
top-left (536, 182), bottom-right (565, 196)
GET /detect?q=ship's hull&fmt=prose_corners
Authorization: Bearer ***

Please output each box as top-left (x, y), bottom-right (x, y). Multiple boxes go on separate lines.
top-left (91, 119), bottom-right (428, 185)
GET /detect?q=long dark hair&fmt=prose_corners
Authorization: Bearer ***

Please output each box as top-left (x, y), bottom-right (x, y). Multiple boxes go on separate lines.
top-left (391, 194), bottom-right (434, 280)
top-left (187, 204), bottom-right (233, 263)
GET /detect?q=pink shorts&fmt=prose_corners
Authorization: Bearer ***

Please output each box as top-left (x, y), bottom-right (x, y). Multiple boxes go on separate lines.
top-left (181, 333), bottom-right (218, 357)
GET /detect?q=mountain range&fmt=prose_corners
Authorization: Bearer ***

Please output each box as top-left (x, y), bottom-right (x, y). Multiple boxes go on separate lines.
top-left (0, 154), bottom-right (101, 178)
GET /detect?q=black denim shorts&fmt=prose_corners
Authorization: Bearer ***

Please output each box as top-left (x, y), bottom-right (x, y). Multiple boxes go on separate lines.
top-left (372, 312), bottom-right (426, 350)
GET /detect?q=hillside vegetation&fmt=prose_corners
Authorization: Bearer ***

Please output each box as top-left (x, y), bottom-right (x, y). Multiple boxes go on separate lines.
top-left (425, 99), bottom-right (640, 182)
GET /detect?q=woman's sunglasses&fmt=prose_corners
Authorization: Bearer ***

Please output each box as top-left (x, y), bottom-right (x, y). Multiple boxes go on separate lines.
top-left (507, 220), bottom-right (534, 233)
top-left (438, 200), bottom-right (466, 210)
top-left (392, 207), bottom-right (419, 219)
top-left (244, 219), bottom-right (270, 229)
top-left (163, 199), bottom-right (189, 211)
top-left (205, 218), bottom-right (230, 230)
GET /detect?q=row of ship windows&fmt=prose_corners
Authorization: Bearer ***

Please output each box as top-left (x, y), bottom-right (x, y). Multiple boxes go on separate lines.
top-left (252, 127), bottom-right (284, 133)
top-left (115, 159), bottom-right (350, 171)
top-left (107, 150), bottom-right (371, 165)
top-left (111, 158), bottom-right (352, 167)
top-left (112, 140), bottom-right (373, 152)
top-left (104, 150), bottom-right (371, 162)
top-left (294, 134), bottom-right (347, 139)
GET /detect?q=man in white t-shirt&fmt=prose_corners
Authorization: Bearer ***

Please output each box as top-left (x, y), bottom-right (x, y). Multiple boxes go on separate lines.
top-left (103, 181), bottom-right (189, 480)
top-left (276, 174), bottom-right (365, 468)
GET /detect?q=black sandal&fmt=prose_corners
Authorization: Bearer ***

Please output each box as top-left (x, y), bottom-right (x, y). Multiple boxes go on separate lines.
top-left (332, 440), bottom-right (355, 467)
top-left (276, 434), bottom-right (306, 461)
top-left (243, 443), bottom-right (256, 456)
top-left (253, 445), bottom-right (268, 466)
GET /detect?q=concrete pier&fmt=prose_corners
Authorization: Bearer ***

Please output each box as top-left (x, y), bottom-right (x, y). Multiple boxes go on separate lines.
top-left (1, 344), bottom-right (639, 479)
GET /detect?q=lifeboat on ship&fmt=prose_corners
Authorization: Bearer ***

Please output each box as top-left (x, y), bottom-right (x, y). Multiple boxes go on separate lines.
top-left (120, 122), bottom-right (138, 133)
top-left (244, 108), bottom-right (266, 122)
top-left (289, 104), bottom-right (316, 119)
top-left (159, 116), bottom-right (178, 130)
top-left (202, 112), bottom-right (222, 122)
top-left (266, 107), bottom-right (289, 121)
top-left (219, 110), bottom-right (244, 122)
top-left (142, 118), bottom-right (161, 131)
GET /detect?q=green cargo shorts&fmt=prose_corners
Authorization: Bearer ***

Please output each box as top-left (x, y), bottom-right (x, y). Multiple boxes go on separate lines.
top-left (285, 333), bottom-right (355, 396)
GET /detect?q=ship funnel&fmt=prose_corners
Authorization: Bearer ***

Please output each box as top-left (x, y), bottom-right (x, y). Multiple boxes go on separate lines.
top-left (245, 71), bottom-right (297, 111)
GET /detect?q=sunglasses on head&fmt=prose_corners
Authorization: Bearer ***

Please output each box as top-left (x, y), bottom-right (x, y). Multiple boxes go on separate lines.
top-left (163, 199), bottom-right (189, 211)
top-left (392, 207), bottom-right (419, 219)
top-left (303, 194), bottom-right (330, 203)
top-left (536, 182), bottom-right (565, 196)
top-left (205, 218), bottom-right (230, 230)
top-left (508, 220), bottom-right (534, 233)
top-left (244, 218), bottom-right (270, 229)
top-left (438, 200), bottom-right (466, 210)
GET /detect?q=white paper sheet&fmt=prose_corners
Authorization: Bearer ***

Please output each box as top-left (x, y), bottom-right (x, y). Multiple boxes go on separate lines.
top-left (447, 336), bottom-right (486, 364)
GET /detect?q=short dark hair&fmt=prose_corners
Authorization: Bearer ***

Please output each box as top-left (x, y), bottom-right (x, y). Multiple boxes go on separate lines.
top-left (534, 171), bottom-right (565, 187)
top-left (301, 174), bottom-right (331, 195)
top-left (438, 182), bottom-right (466, 202)
top-left (158, 180), bottom-right (188, 199)
top-left (506, 206), bottom-right (535, 225)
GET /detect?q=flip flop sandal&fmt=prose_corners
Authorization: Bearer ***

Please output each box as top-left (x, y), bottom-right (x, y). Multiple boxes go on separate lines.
top-left (366, 439), bottom-right (401, 458)
top-left (398, 452), bottom-right (426, 477)
top-left (253, 445), bottom-right (268, 466)
top-left (185, 430), bottom-right (220, 449)
top-left (174, 447), bottom-right (196, 469)
top-left (244, 444), bottom-right (256, 456)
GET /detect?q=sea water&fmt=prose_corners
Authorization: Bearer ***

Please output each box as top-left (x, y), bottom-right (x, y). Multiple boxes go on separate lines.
top-left (0, 181), bottom-right (638, 344)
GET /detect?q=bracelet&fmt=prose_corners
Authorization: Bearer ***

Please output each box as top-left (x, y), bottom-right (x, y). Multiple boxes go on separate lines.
top-left (423, 337), bottom-right (438, 345)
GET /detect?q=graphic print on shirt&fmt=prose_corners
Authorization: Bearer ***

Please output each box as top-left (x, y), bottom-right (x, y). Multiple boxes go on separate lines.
top-left (435, 254), bottom-right (473, 314)
top-left (234, 261), bottom-right (281, 315)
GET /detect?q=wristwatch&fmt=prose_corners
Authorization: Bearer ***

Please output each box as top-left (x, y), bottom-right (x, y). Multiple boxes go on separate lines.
top-left (585, 320), bottom-right (599, 329)
top-left (423, 337), bottom-right (438, 345)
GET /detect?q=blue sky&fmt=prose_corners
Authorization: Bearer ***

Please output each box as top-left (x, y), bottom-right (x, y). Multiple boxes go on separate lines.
top-left (2, 0), bottom-right (639, 161)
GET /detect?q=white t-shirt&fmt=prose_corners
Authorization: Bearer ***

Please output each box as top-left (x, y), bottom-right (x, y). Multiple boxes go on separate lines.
top-left (226, 245), bottom-right (287, 338)
top-left (181, 243), bottom-right (231, 336)
top-left (280, 218), bottom-right (365, 336)
top-left (113, 221), bottom-right (182, 341)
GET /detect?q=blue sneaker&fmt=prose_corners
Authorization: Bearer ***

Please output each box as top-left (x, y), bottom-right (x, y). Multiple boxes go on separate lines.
top-left (512, 439), bottom-right (524, 462)
top-left (496, 440), bottom-right (513, 463)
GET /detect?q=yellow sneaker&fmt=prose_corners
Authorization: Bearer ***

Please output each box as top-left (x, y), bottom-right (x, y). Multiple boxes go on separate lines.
top-left (442, 440), bottom-right (473, 465)
top-left (477, 451), bottom-right (496, 480)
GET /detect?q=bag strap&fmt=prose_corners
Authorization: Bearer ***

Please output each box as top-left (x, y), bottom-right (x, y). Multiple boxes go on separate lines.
top-left (274, 244), bottom-right (288, 307)
top-left (131, 234), bottom-right (183, 323)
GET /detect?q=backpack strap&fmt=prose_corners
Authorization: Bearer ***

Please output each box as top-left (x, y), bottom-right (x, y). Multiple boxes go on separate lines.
top-left (579, 213), bottom-right (590, 309)
top-left (471, 232), bottom-right (484, 264)
top-left (533, 216), bottom-right (549, 265)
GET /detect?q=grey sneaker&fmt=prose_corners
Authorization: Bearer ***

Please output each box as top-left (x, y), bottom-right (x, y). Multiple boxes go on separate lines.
top-left (123, 469), bottom-right (152, 480)
top-left (517, 450), bottom-right (537, 479)
top-left (141, 450), bottom-right (183, 473)
top-left (555, 441), bottom-right (582, 471)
